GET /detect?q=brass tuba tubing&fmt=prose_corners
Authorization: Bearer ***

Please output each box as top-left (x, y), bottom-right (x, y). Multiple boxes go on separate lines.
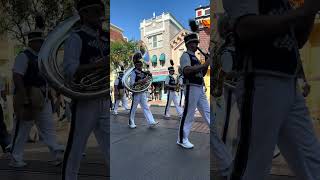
top-left (38, 15), bottom-right (109, 99)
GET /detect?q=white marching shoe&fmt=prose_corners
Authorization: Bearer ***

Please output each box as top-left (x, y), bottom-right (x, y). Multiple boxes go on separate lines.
top-left (177, 139), bottom-right (194, 149)
top-left (9, 158), bottom-right (27, 168)
top-left (149, 121), bottom-right (159, 128)
top-left (128, 124), bottom-right (137, 129)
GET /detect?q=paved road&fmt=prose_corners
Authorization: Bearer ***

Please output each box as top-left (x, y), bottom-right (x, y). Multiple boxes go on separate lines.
top-left (0, 121), bottom-right (107, 180)
top-left (111, 106), bottom-right (297, 180)
top-left (0, 105), bottom-right (298, 180)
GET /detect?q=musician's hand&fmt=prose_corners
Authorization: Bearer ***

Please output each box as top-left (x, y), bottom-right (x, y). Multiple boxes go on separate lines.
top-left (302, 82), bottom-right (311, 97)
top-left (95, 59), bottom-right (107, 68)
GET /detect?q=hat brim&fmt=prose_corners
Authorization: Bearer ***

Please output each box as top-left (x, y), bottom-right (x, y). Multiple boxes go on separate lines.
top-left (134, 59), bottom-right (144, 64)
top-left (28, 37), bottom-right (44, 42)
top-left (79, 4), bottom-right (103, 12)
top-left (185, 38), bottom-right (199, 45)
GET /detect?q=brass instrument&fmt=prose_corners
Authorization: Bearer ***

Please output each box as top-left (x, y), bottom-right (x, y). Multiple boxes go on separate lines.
top-left (122, 42), bottom-right (153, 93)
top-left (38, 15), bottom-right (109, 100)
top-left (210, 31), bottom-right (226, 98)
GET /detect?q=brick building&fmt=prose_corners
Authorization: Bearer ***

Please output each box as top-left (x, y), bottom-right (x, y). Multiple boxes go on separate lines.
top-left (110, 23), bottom-right (127, 42)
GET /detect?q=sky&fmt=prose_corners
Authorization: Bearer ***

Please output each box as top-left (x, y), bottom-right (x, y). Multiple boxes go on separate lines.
top-left (111, 0), bottom-right (210, 40)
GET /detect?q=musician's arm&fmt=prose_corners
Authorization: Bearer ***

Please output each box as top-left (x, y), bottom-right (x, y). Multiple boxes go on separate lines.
top-left (235, 8), bottom-right (311, 44)
top-left (12, 53), bottom-right (29, 103)
top-left (180, 53), bottom-right (209, 76)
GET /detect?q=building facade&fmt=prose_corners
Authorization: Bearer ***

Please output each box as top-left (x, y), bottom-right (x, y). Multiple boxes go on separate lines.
top-left (110, 23), bottom-right (127, 42)
top-left (140, 12), bottom-right (184, 99)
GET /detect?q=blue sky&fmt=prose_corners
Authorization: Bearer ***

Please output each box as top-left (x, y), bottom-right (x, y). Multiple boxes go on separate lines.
top-left (111, 0), bottom-right (210, 40)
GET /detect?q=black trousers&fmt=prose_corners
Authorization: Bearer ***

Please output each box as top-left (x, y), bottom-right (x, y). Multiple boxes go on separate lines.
top-left (0, 103), bottom-right (9, 151)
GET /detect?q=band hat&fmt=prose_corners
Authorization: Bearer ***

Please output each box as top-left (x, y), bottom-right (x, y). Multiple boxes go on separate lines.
top-left (168, 67), bottom-right (174, 71)
top-left (27, 31), bottom-right (45, 42)
top-left (78, 4), bottom-right (103, 12)
top-left (184, 33), bottom-right (199, 45)
top-left (133, 58), bottom-right (144, 64)
top-left (77, 0), bottom-right (104, 12)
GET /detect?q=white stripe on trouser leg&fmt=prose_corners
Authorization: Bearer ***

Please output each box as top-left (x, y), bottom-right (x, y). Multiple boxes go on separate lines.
top-left (63, 99), bottom-right (108, 180)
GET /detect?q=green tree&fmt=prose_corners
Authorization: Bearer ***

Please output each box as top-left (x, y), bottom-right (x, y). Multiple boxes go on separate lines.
top-left (0, 0), bottom-right (75, 45)
top-left (110, 40), bottom-right (138, 71)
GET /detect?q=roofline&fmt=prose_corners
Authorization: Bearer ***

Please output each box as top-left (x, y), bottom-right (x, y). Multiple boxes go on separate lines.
top-left (140, 12), bottom-right (184, 30)
top-left (195, 5), bottom-right (210, 11)
top-left (170, 29), bottom-right (192, 44)
top-left (195, 15), bottom-right (210, 19)
top-left (110, 23), bottom-right (124, 32)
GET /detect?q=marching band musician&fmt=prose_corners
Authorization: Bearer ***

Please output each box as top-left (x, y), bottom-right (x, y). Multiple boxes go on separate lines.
top-left (223, 0), bottom-right (320, 179)
top-left (177, 33), bottom-right (211, 148)
top-left (128, 52), bottom-right (159, 129)
top-left (62, 0), bottom-right (108, 179)
top-left (179, 32), bottom-right (233, 178)
top-left (11, 29), bottom-right (64, 167)
top-left (113, 67), bottom-right (129, 115)
top-left (163, 61), bottom-right (183, 119)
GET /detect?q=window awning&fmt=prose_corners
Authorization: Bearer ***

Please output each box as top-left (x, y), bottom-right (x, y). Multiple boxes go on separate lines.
top-left (151, 55), bottom-right (157, 63)
top-left (152, 75), bottom-right (166, 82)
top-left (159, 53), bottom-right (165, 61)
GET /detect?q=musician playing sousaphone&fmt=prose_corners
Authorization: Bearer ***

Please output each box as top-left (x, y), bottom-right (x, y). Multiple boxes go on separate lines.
top-left (62, 0), bottom-right (108, 179)
top-left (128, 52), bottom-right (159, 129)
top-left (11, 28), bottom-right (64, 168)
top-left (113, 66), bottom-right (129, 115)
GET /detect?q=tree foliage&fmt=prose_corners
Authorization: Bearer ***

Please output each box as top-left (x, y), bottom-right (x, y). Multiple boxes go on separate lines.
top-left (0, 0), bottom-right (75, 45)
top-left (110, 40), bottom-right (138, 71)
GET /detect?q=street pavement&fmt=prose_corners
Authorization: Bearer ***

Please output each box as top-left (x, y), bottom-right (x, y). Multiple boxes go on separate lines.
top-left (0, 103), bottom-right (300, 180)
top-left (0, 121), bottom-right (107, 180)
top-left (111, 105), bottom-right (298, 180)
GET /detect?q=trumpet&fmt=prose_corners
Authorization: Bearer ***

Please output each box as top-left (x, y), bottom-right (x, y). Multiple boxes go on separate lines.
top-left (197, 47), bottom-right (210, 60)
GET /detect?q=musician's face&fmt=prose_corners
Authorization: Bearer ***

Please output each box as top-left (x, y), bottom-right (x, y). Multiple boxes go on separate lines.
top-left (169, 70), bottom-right (174, 75)
top-left (81, 5), bottom-right (105, 30)
top-left (29, 39), bottom-right (44, 52)
top-left (135, 62), bottom-right (143, 70)
top-left (187, 41), bottom-right (198, 52)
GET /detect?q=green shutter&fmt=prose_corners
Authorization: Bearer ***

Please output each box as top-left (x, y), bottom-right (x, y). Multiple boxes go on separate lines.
top-left (151, 55), bottom-right (157, 63)
top-left (159, 53), bottom-right (165, 61)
